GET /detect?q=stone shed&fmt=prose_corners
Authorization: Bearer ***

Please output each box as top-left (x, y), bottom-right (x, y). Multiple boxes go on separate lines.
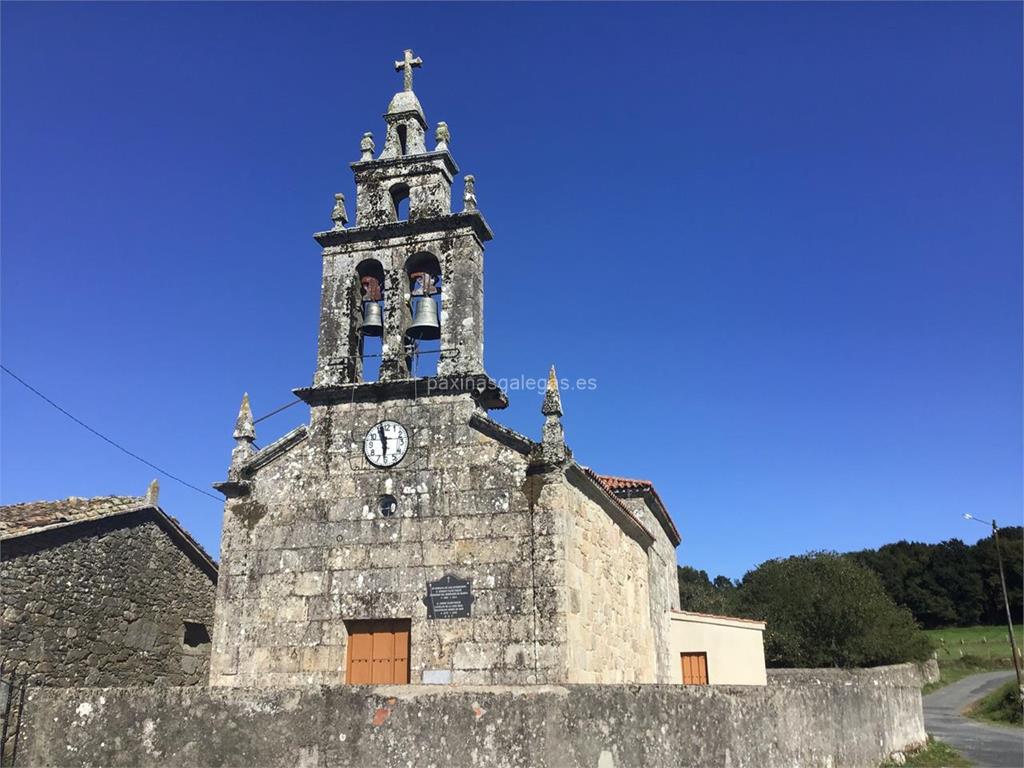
top-left (0, 491), bottom-right (217, 686)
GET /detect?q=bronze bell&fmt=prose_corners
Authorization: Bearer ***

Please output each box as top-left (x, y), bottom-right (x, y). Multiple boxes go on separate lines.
top-left (407, 296), bottom-right (440, 340)
top-left (361, 301), bottom-right (383, 337)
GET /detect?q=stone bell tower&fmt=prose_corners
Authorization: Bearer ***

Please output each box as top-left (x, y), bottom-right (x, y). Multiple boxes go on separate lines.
top-left (304, 49), bottom-right (499, 404)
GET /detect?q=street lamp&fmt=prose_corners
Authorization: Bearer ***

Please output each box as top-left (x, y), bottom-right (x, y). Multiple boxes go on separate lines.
top-left (963, 514), bottom-right (1023, 694)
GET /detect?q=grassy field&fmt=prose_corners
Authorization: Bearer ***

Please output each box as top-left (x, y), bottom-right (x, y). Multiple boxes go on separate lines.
top-left (925, 625), bottom-right (1024, 663)
top-left (922, 625), bottom-right (1021, 693)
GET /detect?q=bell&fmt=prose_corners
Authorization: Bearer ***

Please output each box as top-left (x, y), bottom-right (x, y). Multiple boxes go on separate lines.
top-left (361, 301), bottom-right (383, 337)
top-left (407, 297), bottom-right (440, 340)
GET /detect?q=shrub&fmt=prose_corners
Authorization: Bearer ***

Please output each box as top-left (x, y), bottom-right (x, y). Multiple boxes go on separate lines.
top-left (967, 680), bottom-right (1023, 726)
top-left (735, 552), bottom-right (932, 668)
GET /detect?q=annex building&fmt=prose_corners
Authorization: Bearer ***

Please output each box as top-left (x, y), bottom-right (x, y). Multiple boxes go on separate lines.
top-left (0, 485), bottom-right (217, 688)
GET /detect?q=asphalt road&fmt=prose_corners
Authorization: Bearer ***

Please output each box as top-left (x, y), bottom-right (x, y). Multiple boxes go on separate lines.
top-left (923, 671), bottom-right (1023, 767)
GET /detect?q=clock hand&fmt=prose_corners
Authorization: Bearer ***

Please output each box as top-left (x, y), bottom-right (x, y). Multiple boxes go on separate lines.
top-left (378, 425), bottom-right (388, 457)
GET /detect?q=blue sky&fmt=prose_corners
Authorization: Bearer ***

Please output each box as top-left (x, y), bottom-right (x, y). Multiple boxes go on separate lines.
top-left (2, 2), bottom-right (1020, 579)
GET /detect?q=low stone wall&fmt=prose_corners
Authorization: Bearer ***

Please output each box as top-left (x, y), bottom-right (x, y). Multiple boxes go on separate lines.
top-left (918, 658), bottom-right (941, 686)
top-left (767, 662), bottom-right (925, 687)
top-left (14, 664), bottom-right (926, 767)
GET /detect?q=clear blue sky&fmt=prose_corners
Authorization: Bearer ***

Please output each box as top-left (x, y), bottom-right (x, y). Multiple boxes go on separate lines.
top-left (2, 2), bottom-right (1021, 579)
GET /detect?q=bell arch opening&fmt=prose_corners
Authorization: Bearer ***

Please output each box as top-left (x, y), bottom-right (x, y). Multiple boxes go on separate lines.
top-left (390, 183), bottom-right (410, 222)
top-left (396, 124), bottom-right (409, 156)
top-left (404, 252), bottom-right (442, 377)
top-left (356, 259), bottom-right (386, 382)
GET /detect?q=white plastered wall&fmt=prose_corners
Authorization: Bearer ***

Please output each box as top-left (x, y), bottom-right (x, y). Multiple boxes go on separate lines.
top-left (669, 610), bottom-right (767, 686)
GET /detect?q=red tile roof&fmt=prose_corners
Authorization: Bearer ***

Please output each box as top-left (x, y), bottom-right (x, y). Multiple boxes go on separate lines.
top-left (578, 466), bottom-right (654, 542)
top-left (597, 475), bottom-right (656, 493)
top-left (595, 473), bottom-right (682, 547)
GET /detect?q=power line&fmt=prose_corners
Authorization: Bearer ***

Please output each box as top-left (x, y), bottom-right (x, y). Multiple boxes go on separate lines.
top-left (253, 398), bottom-right (301, 425)
top-left (1, 364), bottom-right (222, 502)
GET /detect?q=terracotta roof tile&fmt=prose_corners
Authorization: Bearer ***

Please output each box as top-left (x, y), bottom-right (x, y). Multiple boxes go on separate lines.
top-left (594, 473), bottom-right (682, 547)
top-left (597, 475), bottom-right (655, 493)
top-left (578, 466), bottom-right (655, 542)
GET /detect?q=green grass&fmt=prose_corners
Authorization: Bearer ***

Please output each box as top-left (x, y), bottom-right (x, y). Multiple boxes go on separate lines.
top-left (880, 738), bottom-right (971, 767)
top-left (965, 680), bottom-right (1023, 728)
top-left (921, 625), bottom-right (1021, 694)
top-left (924, 625), bottom-right (1023, 662)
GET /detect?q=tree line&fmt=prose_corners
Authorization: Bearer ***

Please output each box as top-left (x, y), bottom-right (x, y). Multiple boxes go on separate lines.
top-left (848, 528), bottom-right (1022, 628)
top-left (678, 527), bottom-right (1022, 667)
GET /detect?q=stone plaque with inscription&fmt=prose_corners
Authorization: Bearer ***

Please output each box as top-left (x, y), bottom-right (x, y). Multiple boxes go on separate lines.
top-left (425, 574), bottom-right (473, 619)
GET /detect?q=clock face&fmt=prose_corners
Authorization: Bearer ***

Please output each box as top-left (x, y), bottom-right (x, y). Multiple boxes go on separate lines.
top-left (363, 420), bottom-right (409, 468)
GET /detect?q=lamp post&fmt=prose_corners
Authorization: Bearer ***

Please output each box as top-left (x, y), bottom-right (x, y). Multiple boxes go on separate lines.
top-left (963, 514), bottom-right (1023, 694)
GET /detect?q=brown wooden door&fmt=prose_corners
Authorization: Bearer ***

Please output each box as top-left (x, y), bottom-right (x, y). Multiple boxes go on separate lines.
top-left (681, 652), bottom-right (708, 685)
top-left (347, 627), bottom-right (374, 684)
top-left (346, 620), bottom-right (410, 684)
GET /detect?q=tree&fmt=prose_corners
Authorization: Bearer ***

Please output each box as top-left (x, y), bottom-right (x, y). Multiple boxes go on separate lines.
top-left (677, 566), bottom-right (737, 615)
top-left (850, 528), bottom-right (1022, 629)
top-left (734, 552), bottom-right (931, 668)
top-left (930, 539), bottom-right (985, 626)
top-left (851, 541), bottom-right (960, 627)
top-left (973, 526), bottom-right (1023, 626)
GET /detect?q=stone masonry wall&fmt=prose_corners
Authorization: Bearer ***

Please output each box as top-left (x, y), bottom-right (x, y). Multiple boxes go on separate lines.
top-left (210, 394), bottom-right (567, 687)
top-left (619, 495), bottom-right (681, 684)
top-left (14, 664), bottom-right (927, 768)
top-left (0, 515), bottom-right (215, 686)
top-left (558, 480), bottom-right (656, 683)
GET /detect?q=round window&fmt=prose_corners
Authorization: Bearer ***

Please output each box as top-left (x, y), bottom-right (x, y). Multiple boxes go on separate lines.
top-left (379, 494), bottom-right (398, 518)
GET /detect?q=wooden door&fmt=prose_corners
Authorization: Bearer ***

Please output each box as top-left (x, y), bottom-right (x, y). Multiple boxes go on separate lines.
top-left (346, 620), bottom-right (410, 684)
top-left (681, 652), bottom-right (708, 685)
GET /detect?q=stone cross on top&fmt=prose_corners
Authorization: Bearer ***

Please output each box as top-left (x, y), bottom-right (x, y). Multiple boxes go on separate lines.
top-left (394, 49), bottom-right (422, 92)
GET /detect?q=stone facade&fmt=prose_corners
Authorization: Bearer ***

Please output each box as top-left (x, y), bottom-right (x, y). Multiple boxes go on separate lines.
top-left (613, 489), bottom-right (682, 682)
top-left (211, 392), bottom-right (680, 687)
top-left (0, 498), bottom-right (217, 687)
top-left (210, 396), bottom-right (566, 687)
top-left (209, 53), bottom-right (683, 688)
top-left (560, 477), bottom-right (655, 683)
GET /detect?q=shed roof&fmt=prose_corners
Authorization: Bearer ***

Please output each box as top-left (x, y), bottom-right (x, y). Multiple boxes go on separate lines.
top-left (0, 495), bottom-right (146, 537)
top-left (671, 609), bottom-right (766, 630)
top-left (0, 495), bottom-right (217, 579)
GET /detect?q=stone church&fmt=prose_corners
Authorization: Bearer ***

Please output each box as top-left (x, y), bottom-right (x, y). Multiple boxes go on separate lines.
top-left (0, 49), bottom-right (926, 768)
top-left (209, 51), bottom-right (684, 688)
